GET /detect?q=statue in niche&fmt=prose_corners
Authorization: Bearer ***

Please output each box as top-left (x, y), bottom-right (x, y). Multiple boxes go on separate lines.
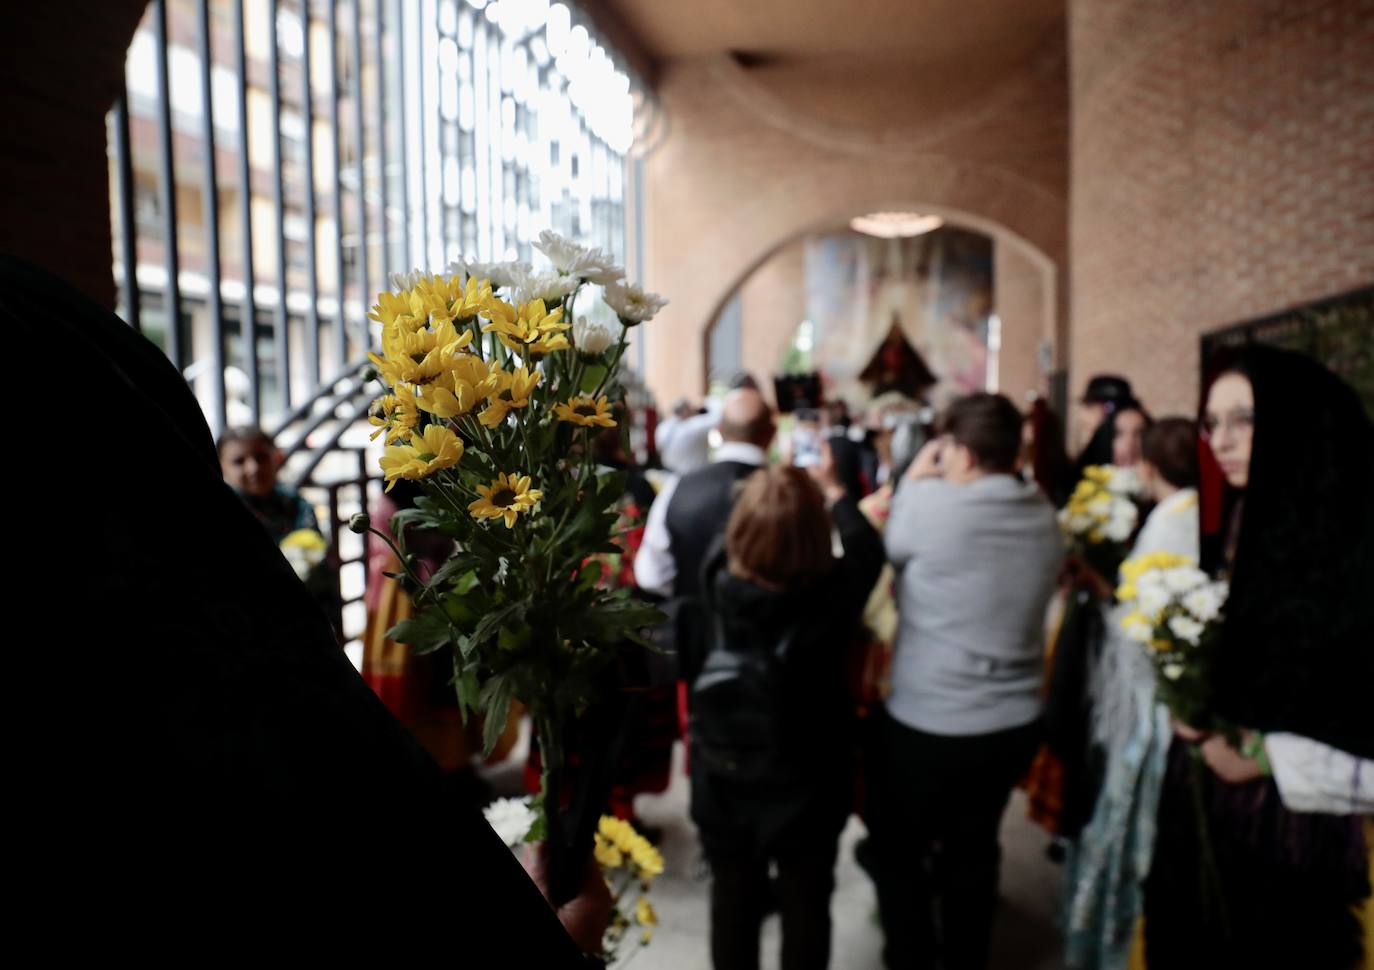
top-left (859, 316), bottom-right (938, 401)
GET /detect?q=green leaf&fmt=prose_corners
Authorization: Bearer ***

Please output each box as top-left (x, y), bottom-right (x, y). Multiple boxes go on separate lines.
top-left (480, 675), bottom-right (515, 755)
top-left (455, 664), bottom-right (481, 712)
top-left (470, 601), bottom-right (524, 650)
top-left (428, 555), bottom-right (483, 590)
top-left (390, 506), bottom-right (449, 534)
top-left (579, 365), bottom-right (608, 394)
top-left (524, 791), bottom-right (548, 842)
top-left (498, 622), bottom-right (531, 652)
top-left (387, 609), bottom-right (453, 655)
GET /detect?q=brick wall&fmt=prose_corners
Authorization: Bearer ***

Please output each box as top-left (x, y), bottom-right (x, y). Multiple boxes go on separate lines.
top-left (1069, 0), bottom-right (1374, 419)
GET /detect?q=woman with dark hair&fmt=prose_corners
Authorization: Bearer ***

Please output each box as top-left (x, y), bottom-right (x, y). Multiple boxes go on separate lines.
top-left (1042, 398), bottom-right (1156, 843)
top-left (1075, 401), bottom-right (1152, 479)
top-left (1143, 345), bottom-right (1373, 968)
top-left (1062, 417), bottom-right (1201, 970)
top-left (692, 457), bottom-right (884, 970)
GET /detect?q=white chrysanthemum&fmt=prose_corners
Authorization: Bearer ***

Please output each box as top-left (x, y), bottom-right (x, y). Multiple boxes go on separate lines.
top-left (534, 230), bottom-right (624, 284)
top-left (1107, 466), bottom-right (1145, 496)
top-left (603, 281), bottom-right (669, 326)
top-left (1163, 566), bottom-right (1209, 594)
top-left (1087, 495), bottom-right (1113, 517)
top-left (483, 797), bottom-right (537, 848)
top-left (1183, 582), bottom-right (1227, 623)
top-left (1163, 662), bottom-right (1185, 681)
top-left (1122, 613), bottom-right (1153, 643)
top-left (1167, 614), bottom-right (1205, 646)
top-left (1063, 512), bottom-right (1094, 534)
top-left (514, 269), bottom-right (579, 306)
top-left (390, 268), bottom-right (429, 291)
top-left (573, 316), bottom-right (617, 357)
top-left (460, 259), bottom-right (531, 289)
top-left (1138, 580), bottom-right (1172, 620)
top-left (1103, 502), bottom-right (1138, 542)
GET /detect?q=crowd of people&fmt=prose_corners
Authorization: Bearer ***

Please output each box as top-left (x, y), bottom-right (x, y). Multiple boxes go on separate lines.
top-left (299, 349), bottom-right (1368, 969)
top-left (29, 244), bottom-right (1371, 965)
top-left (204, 347), bottom-right (1374, 969)
top-left (620, 353), bottom-right (1372, 969)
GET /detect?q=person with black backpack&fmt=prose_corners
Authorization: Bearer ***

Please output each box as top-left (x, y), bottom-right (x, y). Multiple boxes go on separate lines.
top-left (689, 456), bottom-right (885, 970)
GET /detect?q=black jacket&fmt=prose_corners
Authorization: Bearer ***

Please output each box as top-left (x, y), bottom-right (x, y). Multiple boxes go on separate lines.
top-left (664, 458), bottom-right (760, 682)
top-left (689, 496), bottom-right (884, 858)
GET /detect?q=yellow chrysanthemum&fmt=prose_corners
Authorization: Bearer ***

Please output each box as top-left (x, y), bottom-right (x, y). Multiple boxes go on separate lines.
top-left (629, 839), bottom-right (664, 879)
top-left (379, 424), bottom-right (464, 491)
top-left (482, 298), bottom-right (571, 359)
top-left (597, 816), bottom-right (663, 879)
top-left (367, 385), bottom-right (422, 444)
top-left (478, 365), bottom-right (542, 428)
top-left (367, 289), bottom-right (423, 331)
top-left (413, 273), bottom-right (492, 324)
top-left (380, 315), bottom-right (473, 360)
top-left (369, 328), bottom-right (474, 388)
top-left (635, 897), bottom-right (657, 927)
top-left (468, 472), bottom-right (543, 528)
top-left (593, 833), bottom-right (624, 869)
top-left (415, 354), bottom-right (499, 419)
top-left (554, 395), bottom-right (617, 429)
top-left (1116, 580), bottom-right (1137, 602)
top-left (280, 528), bottom-right (327, 553)
top-left (598, 815), bottom-right (633, 851)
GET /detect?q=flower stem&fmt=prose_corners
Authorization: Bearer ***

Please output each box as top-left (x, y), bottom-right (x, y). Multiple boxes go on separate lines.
top-left (591, 326), bottom-right (628, 399)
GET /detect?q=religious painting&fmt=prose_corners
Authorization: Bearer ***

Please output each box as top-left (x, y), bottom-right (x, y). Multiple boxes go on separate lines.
top-left (804, 226), bottom-right (994, 407)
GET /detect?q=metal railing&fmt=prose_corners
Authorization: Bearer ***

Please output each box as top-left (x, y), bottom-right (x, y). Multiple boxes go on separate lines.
top-left (108, 0), bottom-right (646, 652)
top-left (110, 0), bottom-right (638, 439)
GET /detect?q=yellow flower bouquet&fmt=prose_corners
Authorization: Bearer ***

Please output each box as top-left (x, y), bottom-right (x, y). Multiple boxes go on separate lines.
top-left (353, 231), bottom-right (669, 904)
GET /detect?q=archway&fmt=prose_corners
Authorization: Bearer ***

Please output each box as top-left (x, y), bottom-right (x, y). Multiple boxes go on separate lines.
top-left (647, 201), bottom-right (1061, 411)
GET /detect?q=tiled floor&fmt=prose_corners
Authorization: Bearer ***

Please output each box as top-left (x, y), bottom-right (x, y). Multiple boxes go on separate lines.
top-left (487, 735), bottom-right (1064, 969)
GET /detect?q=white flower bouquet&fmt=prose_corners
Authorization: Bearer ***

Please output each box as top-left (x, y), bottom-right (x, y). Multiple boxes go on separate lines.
top-left (1059, 464), bottom-right (1144, 580)
top-left (1117, 551), bottom-right (1229, 728)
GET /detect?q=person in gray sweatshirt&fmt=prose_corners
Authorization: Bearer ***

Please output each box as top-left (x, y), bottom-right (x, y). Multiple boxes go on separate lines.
top-left (867, 392), bottom-right (1063, 970)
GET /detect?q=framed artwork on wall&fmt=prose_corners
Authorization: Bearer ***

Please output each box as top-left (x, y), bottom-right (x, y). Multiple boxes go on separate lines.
top-left (1201, 286), bottom-right (1374, 418)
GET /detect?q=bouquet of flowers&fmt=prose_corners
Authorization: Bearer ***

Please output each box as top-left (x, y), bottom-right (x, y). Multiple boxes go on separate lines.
top-left (1116, 550), bottom-right (1232, 928)
top-left (353, 230), bottom-right (668, 904)
top-left (1059, 464), bottom-right (1145, 586)
top-left (279, 527), bottom-right (328, 582)
top-left (483, 798), bottom-right (662, 964)
top-left (1117, 551), bottom-right (1230, 728)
